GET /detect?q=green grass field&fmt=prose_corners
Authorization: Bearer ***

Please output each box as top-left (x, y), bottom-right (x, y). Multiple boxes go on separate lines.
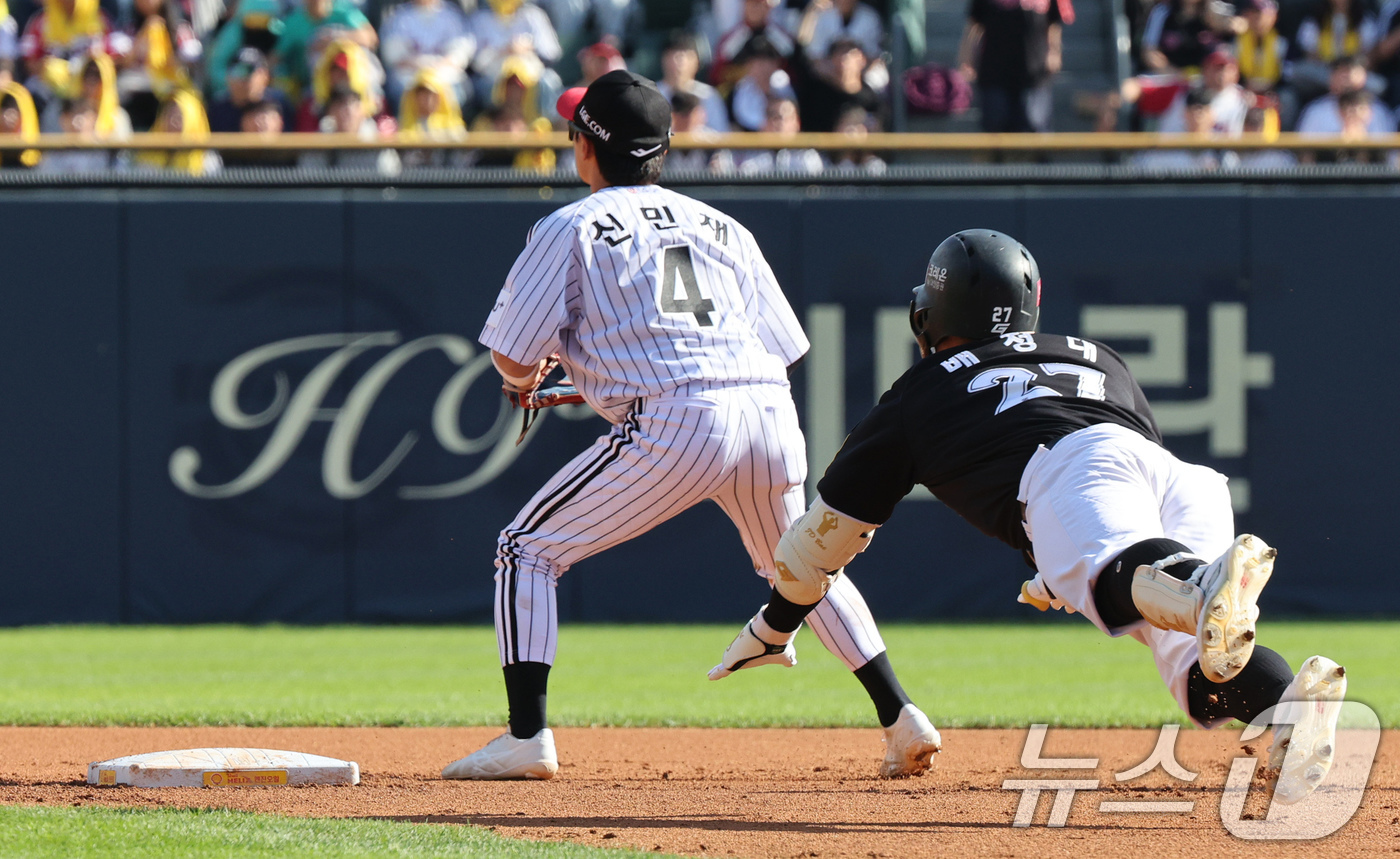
top-left (0, 806), bottom-right (664, 858)
top-left (0, 622), bottom-right (1393, 857)
top-left (0, 622), bottom-right (1394, 728)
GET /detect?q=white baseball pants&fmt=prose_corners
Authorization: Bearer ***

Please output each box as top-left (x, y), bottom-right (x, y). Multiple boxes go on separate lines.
top-left (494, 383), bottom-right (887, 671)
top-left (1018, 423), bottom-right (1236, 722)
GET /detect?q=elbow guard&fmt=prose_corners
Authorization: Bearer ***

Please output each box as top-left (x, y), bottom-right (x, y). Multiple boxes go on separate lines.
top-left (492, 352), bottom-right (543, 391)
top-left (771, 496), bottom-right (878, 605)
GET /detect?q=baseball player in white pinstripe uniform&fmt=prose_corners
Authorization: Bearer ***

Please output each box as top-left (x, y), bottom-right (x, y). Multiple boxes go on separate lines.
top-left (441, 70), bottom-right (942, 781)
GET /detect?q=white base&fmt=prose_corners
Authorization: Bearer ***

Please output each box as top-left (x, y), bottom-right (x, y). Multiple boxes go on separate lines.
top-left (87, 748), bottom-right (360, 788)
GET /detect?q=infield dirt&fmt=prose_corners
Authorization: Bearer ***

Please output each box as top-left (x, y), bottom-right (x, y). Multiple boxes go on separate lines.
top-left (0, 727), bottom-right (1394, 858)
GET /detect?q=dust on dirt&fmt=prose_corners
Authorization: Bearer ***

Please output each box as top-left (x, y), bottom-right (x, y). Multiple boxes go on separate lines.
top-left (0, 727), bottom-right (1394, 858)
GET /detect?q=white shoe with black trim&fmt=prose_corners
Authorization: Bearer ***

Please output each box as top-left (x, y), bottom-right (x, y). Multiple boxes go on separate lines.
top-left (1192, 535), bottom-right (1275, 683)
top-left (879, 704), bottom-right (942, 778)
top-left (1269, 655), bottom-right (1347, 805)
top-left (441, 728), bottom-right (558, 780)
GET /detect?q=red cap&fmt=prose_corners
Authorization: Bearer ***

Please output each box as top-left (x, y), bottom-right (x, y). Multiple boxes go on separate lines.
top-left (1203, 48), bottom-right (1237, 67)
top-left (332, 52), bottom-right (351, 70)
top-left (581, 42), bottom-right (622, 61)
top-left (555, 86), bottom-right (586, 122)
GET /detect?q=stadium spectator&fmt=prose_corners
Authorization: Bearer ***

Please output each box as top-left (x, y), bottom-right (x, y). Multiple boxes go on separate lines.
top-left (1301, 88), bottom-right (1391, 161)
top-left (1, 0), bottom-right (18, 71)
top-left (36, 97), bottom-right (111, 171)
top-left (735, 94), bottom-right (823, 173)
top-left (41, 53), bottom-right (131, 137)
top-left (467, 0), bottom-right (562, 84)
top-left (299, 83), bottom-right (400, 173)
top-left (207, 47), bottom-right (292, 132)
top-left (378, 0), bottom-right (474, 107)
top-left (0, 79), bottom-right (40, 167)
top-left (1235, 0), bottom-right (1287, 94)
top-left (657, 33), bottom-right (729, 132)
top-left (222, 97), bottom-right (300, 166)
top-left (796, 35), bottom-right (883, 131)
top-left (468, 105), bottom-right (555, 171)
top-left (111, 0), bottom-right (201, 130)
top-left (667, 89), bottom-right (734, 172)
top-left (204, 0), bottom-right (282, 98)
top-left (1292, 0), bottom-right (1379, 100)
top-left (728, 33), bottom-right (795, 130)
top-left (1296, 54), bottom-right (1394, 133)
top-left (825, 102), bottom-right (885, 172)
top-left (1131, 88), bottom-right (1229, 168)
top-left (797, 0), bottom-right (883, 60)
top-left (1371, 0), bottom-right (1400, 107)
top-left (1235, 101), bottom-right (1296, 167)
top-left (959, 0), bottom-right (1072, 132)
top-left (575, 40), bottom-right (623, 84)
top-left (19, 0), bottom-right (112, 82)
top-left (484, 53), bottom-right (553, 124)
top-left (274, 0), bottom-right (377, 100)
top-left (1159, 48), bottom-right (1248, 133)
top-left (536, 0), bottom-right (634, 45)
top-left (296, 38), bottom-right (383, 130)
top-left (397, 67), bottom-right (468, 167)
top-left (133, 88), bottom-right (219, 174)
top-left (713, 0), bottom-right (796, 86)
top-left (1139, 0), bottom-right (1230, 74)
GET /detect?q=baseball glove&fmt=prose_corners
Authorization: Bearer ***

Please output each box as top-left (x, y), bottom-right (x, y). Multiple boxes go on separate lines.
top-left (504, 355), bottom-right (585, 445)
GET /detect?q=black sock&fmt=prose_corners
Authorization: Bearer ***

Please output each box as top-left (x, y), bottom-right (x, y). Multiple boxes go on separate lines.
top-left (854, 651), bottom-right (914, 728)
top-left (1093, 538), bottom-right (1204, 628)
top-left (762, 589), bottom-right (819, 634)
top-left (1187, 645), bottom-right (1293, 724)
top-left (503, 661), bottom-right (550, 739)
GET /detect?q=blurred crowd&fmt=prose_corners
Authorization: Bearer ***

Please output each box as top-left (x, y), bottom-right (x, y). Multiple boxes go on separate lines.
top-left (0, 0), bottom-right (904, 173)
top-left (0, 0), bottom-right (1394, 176)
top-left (1119, 0), bottom-right (1400, 166)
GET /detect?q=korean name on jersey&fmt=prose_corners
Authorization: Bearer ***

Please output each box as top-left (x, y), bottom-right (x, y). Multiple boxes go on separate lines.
top-left (481, 186), bottom-right (808, 422)
top-left (816, 333), bottom-right (1162, 552)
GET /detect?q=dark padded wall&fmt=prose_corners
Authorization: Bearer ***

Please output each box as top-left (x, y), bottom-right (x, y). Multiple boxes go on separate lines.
top-left (0, 185), bottom-right (1393, 624)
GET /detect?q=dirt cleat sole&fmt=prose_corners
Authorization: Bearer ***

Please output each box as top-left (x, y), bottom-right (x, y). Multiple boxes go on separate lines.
top-left (441, 728), bottom-right (558, 780)
top-left (879, 704), bottom-right (942, 778)
top-left (1197, 534), bottom-right (1275, 683)
top-left (1269, 655), bottom-right (1348, 805)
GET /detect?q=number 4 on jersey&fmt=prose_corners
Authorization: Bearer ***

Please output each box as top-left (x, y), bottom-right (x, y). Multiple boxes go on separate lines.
top-left (658, 245), bottom-right (715, 327)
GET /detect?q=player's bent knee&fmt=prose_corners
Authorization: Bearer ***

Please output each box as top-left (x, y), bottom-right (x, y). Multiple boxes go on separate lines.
top-left (1093, 537), bottom-right (1200, 630)
top-left (1187, 645), bottom-right (1292, 725)
top-left (772, 497), bottom-right (878, 605)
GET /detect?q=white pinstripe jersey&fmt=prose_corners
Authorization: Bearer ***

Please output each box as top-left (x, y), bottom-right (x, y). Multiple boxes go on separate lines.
top-left (479, 184), bottom-right (809, 421)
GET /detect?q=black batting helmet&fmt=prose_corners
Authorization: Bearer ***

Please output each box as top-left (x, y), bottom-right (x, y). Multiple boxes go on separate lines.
top-left (909, 229), bottom-right (1041, 352)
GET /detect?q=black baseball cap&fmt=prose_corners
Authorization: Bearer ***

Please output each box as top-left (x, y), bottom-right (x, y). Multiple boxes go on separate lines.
top-left (557, 70), bottom-right (671, 160)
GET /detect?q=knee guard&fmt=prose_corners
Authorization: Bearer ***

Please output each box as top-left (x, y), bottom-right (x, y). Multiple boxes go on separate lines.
top-left (1187, 645), bottom-right (1293, 725)
top-left (772, 496), bottom-right (878, 605)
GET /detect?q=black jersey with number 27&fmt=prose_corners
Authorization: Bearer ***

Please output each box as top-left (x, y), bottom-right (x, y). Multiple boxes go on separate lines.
top-left (816, 332), bottom-right (1162, 552)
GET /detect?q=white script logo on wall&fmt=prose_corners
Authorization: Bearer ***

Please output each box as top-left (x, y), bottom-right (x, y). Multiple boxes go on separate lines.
top-left (168, 332), bottom-right (593, 501)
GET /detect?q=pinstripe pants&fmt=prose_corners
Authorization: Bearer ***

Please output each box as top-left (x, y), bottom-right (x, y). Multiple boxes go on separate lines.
top-left (494, 383), bottom-right (888, 671)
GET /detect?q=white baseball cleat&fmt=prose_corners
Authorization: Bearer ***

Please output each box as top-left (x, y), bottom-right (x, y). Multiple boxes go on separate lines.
top-left (879, 704), bottom-right (942, 778)
top-left (708, 613), bottom-right (798, 680)
top-left (1195, 534), bottom-right (1275, 683)
top-left (1269, 655), bottom-right (1348, 805)
top-left (441, 728), bottom-right (558, 780)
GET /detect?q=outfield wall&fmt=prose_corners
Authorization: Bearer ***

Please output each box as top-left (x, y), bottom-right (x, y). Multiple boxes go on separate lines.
top-left (1, 185), bottom-right (1394, 624)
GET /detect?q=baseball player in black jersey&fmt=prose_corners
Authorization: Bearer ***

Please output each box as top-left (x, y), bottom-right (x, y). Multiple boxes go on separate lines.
top-left (712, 229), bottom-right (1349, 804)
